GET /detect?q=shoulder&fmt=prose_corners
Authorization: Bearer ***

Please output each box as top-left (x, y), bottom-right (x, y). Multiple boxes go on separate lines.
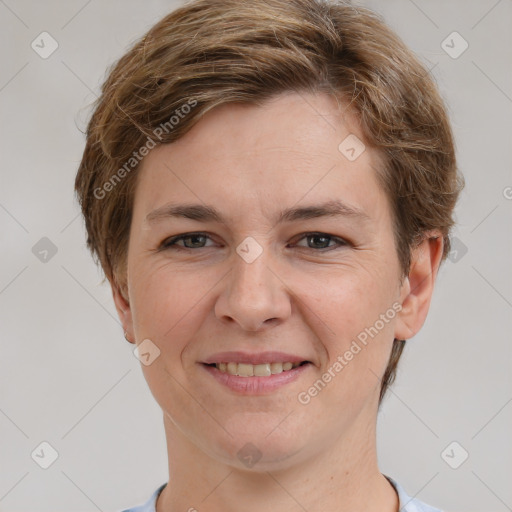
top-left (120, 483), bottom-right (167, 512)
top-left (386, 475), bottom-right (443, 512)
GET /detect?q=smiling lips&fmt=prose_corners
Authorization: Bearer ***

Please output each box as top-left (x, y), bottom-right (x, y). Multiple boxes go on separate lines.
top-left (215, 361), bottom-right (304, 377)
top-left (202, 351), bottom-right (312, 380)
top-left (202, 358), bottom-right (311, 394)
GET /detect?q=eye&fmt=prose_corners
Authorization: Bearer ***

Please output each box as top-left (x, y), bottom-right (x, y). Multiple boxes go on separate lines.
top-left (292, 232), bottom-right (348, 250)
top-left (161, 232), bottom-right (216, 250)
top-left (160, 231), bottom-right (349, 251)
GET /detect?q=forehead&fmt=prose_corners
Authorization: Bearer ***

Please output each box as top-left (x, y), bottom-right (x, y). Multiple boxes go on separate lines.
top-left (133, 91), bottom-right (388, 224)
top-left (164, 91), bottom-right (367, 161)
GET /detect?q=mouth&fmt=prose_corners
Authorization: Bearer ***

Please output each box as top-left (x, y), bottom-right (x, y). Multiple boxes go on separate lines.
top-left (200, 351), bottom-right (314, 393)
top-left (200, 356), bottom-right (313, 394)
top-left (204, 361), bottom-right (310, 377)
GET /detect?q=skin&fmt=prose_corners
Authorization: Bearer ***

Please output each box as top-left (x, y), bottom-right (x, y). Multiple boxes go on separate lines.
top-left (112, 92), bottom-right (444, 512)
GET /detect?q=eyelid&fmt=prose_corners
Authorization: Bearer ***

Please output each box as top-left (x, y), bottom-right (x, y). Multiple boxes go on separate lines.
top-left (160, 232), bottom-right (218, 249)
top-left (291, 231), bottom-right (349, 249)
top-left (160, 231), bottom-right (350, 251)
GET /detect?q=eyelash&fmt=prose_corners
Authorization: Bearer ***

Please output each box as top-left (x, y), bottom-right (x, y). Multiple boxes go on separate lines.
top-left (160, 232), bottom-right (349, 251)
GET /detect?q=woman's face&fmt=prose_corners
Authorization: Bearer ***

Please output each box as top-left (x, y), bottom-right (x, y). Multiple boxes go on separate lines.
top-left (115, 92), bottom-right (432, 470)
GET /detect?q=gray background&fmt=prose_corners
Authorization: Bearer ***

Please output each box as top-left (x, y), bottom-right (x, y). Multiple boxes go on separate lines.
top-left (1, 0), bottom-right (511, 511)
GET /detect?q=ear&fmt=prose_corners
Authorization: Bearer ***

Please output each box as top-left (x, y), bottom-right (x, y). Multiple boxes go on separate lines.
top-left (394, 231), bottom-right (444, 340)
top-left (111, 277), bottom-right (135, 344)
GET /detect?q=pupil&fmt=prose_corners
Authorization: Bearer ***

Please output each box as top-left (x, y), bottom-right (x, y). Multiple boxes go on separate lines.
top-left (311, 235), bottom-right (328, 248)
top-left (188, 235), bottom-right (204, 247)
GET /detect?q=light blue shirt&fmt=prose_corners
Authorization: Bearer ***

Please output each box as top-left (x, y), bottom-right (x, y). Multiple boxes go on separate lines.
top-left (121, 476), bottom-right (442, 511)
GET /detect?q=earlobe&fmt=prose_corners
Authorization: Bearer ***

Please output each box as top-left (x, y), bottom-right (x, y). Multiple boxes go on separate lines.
top-left (111, 278), bottom-right (135, 344)
top-left (394, 232), bottom-right (444, 341)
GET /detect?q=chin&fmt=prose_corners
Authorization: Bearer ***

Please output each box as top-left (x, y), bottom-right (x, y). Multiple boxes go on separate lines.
top-left (209, 421), bottom-right (311, 472)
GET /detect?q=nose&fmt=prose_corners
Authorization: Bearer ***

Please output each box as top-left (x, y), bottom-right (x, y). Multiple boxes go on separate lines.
top-left (214, 247), bottom-right (292, 332)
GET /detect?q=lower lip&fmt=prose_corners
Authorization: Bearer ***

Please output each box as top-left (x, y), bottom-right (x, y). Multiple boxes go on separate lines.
top-left (200, 363), bottom-right (311, 394)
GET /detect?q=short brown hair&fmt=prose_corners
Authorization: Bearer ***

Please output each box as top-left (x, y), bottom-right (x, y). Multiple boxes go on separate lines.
top-left (75, 0), bottom-right (463, 403)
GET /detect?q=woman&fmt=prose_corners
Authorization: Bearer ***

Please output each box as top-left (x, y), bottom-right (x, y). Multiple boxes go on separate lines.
top-left (75, 0), bottom-right (463, 510)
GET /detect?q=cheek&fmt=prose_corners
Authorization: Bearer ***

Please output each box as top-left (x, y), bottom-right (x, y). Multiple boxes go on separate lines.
top-left (305, 266), bottom-right (398, 394)
top-left (306, 264), bottom-right (395, 338)
top-left (128, 266), bottom-right (211, 413)
top-left (129, 263), bottom-right (205, 345)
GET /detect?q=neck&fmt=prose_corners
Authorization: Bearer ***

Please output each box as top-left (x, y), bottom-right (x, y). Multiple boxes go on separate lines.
top-left (156, 414), bottom-right (398, 512)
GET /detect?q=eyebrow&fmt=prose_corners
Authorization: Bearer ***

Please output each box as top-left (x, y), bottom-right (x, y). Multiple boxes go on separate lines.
top-left (145, 199), bottom-right (370, 227)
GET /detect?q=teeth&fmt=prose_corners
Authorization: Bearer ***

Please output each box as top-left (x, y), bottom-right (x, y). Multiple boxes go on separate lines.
top-left (237, 363), bottom-right (254, 377)
top-left (214, 361), bottom-right (302, 377)
top-left (270, 362), bottom-right (283, 374)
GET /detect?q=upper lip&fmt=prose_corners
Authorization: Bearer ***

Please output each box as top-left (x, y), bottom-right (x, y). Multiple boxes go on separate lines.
top-left (202, 351), bottom-right (311, 365)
